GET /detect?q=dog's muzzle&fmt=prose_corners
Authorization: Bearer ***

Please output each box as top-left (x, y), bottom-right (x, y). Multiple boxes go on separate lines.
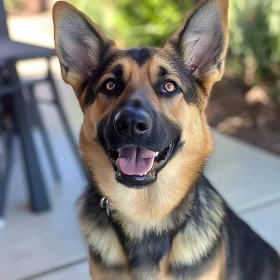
top-left (98, 98), bottom-right (181, 188)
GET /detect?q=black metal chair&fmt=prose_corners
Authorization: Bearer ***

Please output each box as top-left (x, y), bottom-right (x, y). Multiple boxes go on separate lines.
top-left (0, 0), bottom-right (87, 221)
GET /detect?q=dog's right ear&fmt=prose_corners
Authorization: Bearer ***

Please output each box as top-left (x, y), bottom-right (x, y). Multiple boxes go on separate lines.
top-left (53, 1), bottom-right (113, 93)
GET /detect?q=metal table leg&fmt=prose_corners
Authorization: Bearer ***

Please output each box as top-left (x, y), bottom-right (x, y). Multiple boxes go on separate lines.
top-left (9, 62), bottom-right (50, 212)
top-left (28, 84), bottom-right (61, 183)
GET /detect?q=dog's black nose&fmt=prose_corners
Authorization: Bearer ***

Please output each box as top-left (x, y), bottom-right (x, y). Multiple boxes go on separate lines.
top-left (114, 108), bottom-right (152, 139)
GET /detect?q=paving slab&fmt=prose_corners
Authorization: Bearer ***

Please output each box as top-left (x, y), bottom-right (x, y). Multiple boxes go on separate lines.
top-left (206, 130), bottom-right (280, 213)
top-left (33, 262), bottom-right (89, 280)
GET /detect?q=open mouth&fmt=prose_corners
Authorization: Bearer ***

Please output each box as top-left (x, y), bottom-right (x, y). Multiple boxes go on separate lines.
top-left (107, 138), bottom-right (178, 188)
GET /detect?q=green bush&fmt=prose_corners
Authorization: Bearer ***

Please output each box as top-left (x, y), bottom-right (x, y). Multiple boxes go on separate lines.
top-left (114, 0), bottom-right (193, 47)
top-left (229, 0), bottom-right (280, 102)
top-left (70, 0), bottom-right (193, 48)
top-left (4, 0), bottom-right (25, 12)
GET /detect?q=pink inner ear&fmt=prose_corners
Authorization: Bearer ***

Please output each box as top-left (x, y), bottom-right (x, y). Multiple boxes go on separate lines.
top-left (64, 38), bottom-right (95, 78)
top-left (187, 34), bottom-right (214, 72)
top-left (178, 0), bottom-right (225, 76)
top-left (188, 63), bottom-right (198, 72)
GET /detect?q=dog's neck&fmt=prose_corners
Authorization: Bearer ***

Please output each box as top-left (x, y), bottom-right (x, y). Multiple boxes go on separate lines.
top-left (79, 174), bottom-right (225, 273)
top-left (80, 174), bottom-right (225, 238)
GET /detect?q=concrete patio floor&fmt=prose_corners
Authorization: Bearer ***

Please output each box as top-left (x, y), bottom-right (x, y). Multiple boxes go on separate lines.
top-left (1, 9), bottom-right (280, 280)
top-left (0, 77), bottom-right (280, 280)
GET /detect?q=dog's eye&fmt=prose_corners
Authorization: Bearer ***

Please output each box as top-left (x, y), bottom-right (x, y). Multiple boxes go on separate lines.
top-left (105, 79), bottom-right (116, 91)
top-left (161, 81), bottom-right (178, 95)
top-left (164, 82), bottom-right (176, 93)
top-left (100, 78), bottom-right (124, 97)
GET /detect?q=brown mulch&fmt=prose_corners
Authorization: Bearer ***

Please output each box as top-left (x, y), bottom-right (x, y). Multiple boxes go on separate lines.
top-left (206, 77), bottom-right (280, 156)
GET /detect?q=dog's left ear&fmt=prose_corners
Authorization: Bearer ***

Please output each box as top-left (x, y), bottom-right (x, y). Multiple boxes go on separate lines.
top-left (165, 0), bottom-right (228, 95)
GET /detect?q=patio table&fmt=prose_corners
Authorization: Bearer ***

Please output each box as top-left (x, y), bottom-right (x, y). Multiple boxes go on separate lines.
top-left (0, 38), bottom-right (54, 62)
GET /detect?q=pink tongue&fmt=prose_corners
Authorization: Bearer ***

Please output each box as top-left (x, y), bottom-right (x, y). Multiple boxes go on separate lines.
top-left (116, 147), bottom-right (156, 176)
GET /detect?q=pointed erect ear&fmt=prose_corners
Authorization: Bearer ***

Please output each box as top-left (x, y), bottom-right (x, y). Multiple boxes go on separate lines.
top-left (165, 0), bottom-right (229, 93)
top-left (52, 1), bottom-right (114, 92)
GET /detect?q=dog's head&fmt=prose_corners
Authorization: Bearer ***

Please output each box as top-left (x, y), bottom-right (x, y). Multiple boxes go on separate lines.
top-left (53, 0), bottom-right (228, 198)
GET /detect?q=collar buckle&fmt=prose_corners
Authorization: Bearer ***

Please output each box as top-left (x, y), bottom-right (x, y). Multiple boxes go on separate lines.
top-left (100, 197), bottom-right (110, 216)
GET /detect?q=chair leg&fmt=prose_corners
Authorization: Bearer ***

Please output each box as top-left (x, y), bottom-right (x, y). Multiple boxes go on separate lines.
top-left (0, 125), bottom-right (14, 223)
top-left (9, 64), bottom-right (50, 213)
top-left (46, 64), bottom-right (88, 179)
top-left (28, 85), bottom-right (61, 183)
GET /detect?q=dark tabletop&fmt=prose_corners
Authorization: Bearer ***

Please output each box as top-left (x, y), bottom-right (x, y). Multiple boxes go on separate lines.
top-left (0, 38), bottom-right (55, 64)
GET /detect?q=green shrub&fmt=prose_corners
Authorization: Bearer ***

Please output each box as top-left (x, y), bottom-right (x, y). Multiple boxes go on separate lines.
top-left (114, 0), bottom-right (193, 47)
top-left (70, 0), bottom-right (193, 48)
top-left (4, 0), bottom-right (25, 12)
top-left (229, 0), bottom-right (280, 102)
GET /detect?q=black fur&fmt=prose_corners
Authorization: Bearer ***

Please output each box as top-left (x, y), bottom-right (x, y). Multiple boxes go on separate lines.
top-left (126, 47), bottom-right (153, 66)
top-left (112, 220), bottom-right (173, 268)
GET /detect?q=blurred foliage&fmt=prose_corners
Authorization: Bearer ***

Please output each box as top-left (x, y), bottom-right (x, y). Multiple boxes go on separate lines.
top-left (4, 0), bottom-right (25, 11)
top-left (70, 0), bottom-right (118, 41)
top-left (114, 0), bottom-right (193, 47)
top-left (70, 0), bottom-right (193, 48)
top-left (229, 0), bottom-right (280, 103)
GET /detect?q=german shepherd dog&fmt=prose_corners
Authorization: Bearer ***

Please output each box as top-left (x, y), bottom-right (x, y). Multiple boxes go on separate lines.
top-left (52, 0), bottom-right (280, 279)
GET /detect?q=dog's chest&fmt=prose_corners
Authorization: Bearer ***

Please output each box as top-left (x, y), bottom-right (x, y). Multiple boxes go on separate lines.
top-left (89, 227), bottom-right (174, 279)
top-left (88, 226), bottom-right (223, 280)
top-left (82, 181), bottom-right (225, 279)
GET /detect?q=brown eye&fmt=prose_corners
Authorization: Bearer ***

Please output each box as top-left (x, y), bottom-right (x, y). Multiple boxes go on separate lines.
top-left (163, 81), bottom-right (177, 93)
top-left (105, 80), bottom-right (116, 91)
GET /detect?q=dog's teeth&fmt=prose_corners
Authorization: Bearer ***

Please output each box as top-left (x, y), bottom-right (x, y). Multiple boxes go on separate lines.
top-left (155, 152), bottom-right (159, 156)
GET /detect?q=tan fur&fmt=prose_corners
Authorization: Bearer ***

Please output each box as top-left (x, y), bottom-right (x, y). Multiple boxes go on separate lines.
top-left (158, 255), bottom-right (172, 280)
top-left (89, 257), bottom-right (132, 280)
top-left (197, 242), bottom-right (226, 280)
top-left (80, 217), bottom-right (128, 267)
